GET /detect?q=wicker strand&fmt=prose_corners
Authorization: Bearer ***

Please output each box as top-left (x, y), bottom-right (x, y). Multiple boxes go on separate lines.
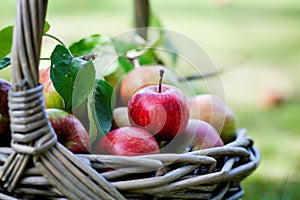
top-left (0, 193), bottom-right (17, 200)
top-left (0, 130), bottom-right (260, 199)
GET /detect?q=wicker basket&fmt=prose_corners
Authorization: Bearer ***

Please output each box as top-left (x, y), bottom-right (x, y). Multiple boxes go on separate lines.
top-left (0, 1), bottom-right (260, 199)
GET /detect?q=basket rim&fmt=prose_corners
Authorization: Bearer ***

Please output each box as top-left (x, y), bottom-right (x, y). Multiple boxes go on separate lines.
top-left (0, 128), bottom-right (260, 199)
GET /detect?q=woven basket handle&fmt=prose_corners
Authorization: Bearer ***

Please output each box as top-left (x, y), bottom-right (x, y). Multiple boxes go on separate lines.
top-left (0, 1), bottom-right (126, 199)
top-left (11, 0), bottom-right (47, 90)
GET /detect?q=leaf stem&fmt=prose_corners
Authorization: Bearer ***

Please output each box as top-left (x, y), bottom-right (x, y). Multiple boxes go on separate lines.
top-left (44, 33), bottom-right (67, 47)
top-left (40, 57), bottom-right (51, 60)
top-left (179, 56), bottom-right (247, 82)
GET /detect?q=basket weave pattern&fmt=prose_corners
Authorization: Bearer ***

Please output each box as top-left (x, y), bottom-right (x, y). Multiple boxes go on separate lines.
top-left (0, 1), bottom-right (260, 199)
top-left (0, 129), bottom-right (260, 199)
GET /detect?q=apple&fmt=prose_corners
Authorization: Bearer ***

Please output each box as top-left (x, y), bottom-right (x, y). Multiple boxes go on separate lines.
top-left (162, 119), bottom-right (224, 153)
top-left (95, 127), bottom-right (159, 156)
top-left (261, 90), bottom-right (285, 109)
top-left (0, 78), bottom-right (11, 146)
top-left (39, 67), bottom-right (65, 109)
top-left (189, 94), bottom-right (237, 143)
top-left (46, 108), bottom-right (90, 154)
top-left (120, 65), bottom-right (179, 105)
top-left (128, 70), bottom-right (189, 141)
top-left (112, 107), bottom-right (131, 129)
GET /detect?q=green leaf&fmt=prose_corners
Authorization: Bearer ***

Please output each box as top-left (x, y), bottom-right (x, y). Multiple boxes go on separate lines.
top-left (111, 38), bottom-right (140, 55)
top-left (69, 34), bottom-right (107, 56)
top-left (92, 39), bottom-right (120, 77)
top-left (0, 56), bottom-right (10, 70)
top-left (50, 45), bottom-right (96, 111)
top-left (164, 35), bottom-right (178, 66)
top-left (118, 56), bottom-right (134, 73)
top-left (88, 79), bottom-right (114, 144)
top-left (44, 21), bottom-right (50, 34)
top-left (0, 26), bottom-right (13, 59)
top-left (72, 60), bottom-right (96, 108)
top-left (111, 39), bottom-right (142, 73)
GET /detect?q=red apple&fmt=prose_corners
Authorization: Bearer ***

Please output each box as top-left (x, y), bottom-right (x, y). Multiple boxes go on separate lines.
top-left (261, 90), bottom-right (285, 109)
top-left (189, 94), bottom-right (237, 143)
top-left (39, 67), bottom-right (65, 109)
top-left (162, 119), bottom-right (224, 153)
top-left (0, 78), bottom-right (11, 146)
top-left (120, 65), bottom-right (179, 105)
top-left (96, 127), bottom-right (159, 156)
top-left (46, 108), bottom-right (90, 154)
top-left (128, 82), bottom-right (189, 141)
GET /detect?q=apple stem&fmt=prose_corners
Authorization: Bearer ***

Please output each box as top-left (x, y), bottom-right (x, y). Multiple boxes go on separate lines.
top-left (159, 69), bottom-right (164, 93)
top-left (132, 58), bottom-right (141, 68)
top-left (126, 49), bottom-right (143, 68)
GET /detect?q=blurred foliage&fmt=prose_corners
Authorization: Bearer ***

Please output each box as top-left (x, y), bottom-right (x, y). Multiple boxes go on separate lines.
top-left (0, 0), bottom-right (299, 199)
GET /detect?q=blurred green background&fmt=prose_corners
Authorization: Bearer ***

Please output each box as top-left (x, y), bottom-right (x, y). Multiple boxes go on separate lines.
top-left (1, 0), bottom-right (300, 199)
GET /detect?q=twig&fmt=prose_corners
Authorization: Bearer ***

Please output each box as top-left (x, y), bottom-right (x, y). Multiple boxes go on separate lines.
top-left (179, 55), bottom-right (249, 82)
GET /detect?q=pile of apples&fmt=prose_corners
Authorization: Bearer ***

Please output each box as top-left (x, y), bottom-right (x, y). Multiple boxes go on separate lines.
top-left (0, 64), bottom-right (238, 157)
top-left (0, 69), bottom-right (91, 154)
top-left (102, 65), bottom-right (238, 156)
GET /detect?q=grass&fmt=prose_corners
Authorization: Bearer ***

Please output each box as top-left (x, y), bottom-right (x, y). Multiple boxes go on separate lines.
top-left (1, 0), bottom-right (300, 199)
top-left (236, 102), bottom-right (300, 200)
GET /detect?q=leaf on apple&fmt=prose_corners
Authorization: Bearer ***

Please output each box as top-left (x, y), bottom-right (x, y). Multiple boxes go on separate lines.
top-left (118, 56), bottom-right (134, 73)
top-left (111, 38), bottom-right (139, 55)
top-left (111, 38), bottom-right (160, 72)
top-left (88, 79), bottom-right (114, 144)
top-left (50, 44), bottom-right (96, 111)
top-left (69, 34), bottom-right (107, 56)
top-left (69, 34), bottom-right (124, 78)
top-left (0, 56), bottom-right (10, 70)
top-left (0, 25), bottom-right (13, 60)
top-left (148, 13), bottom-right (178, 66)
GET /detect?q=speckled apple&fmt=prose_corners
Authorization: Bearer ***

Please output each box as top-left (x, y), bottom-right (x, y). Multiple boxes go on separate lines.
top-left (39, 67), bottom-right (65, 109)
top-left (120, 66), bottom-right (179, 105)
top-left (189, 94), bottom-right (237, 143)
top-left (128, 84), bottom-right (190, 141)
top-left (46, 108), bottom-right (90, 154)
top-left (162, 119), bottom-right (224, 153)
top-left (96, 127), bottom-right (159, 156)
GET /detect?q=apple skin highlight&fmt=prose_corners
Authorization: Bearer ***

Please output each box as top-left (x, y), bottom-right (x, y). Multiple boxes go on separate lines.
top-left (96, 127), bottom-right (159, 156)
top-left (128, 84), bottom-right (190, 141)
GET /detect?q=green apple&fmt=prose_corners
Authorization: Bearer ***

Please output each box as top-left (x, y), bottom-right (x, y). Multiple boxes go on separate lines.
top-left (112, 107), bottom-right (131, 129)
top-left (39, 67), bottom-right (65, 109)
